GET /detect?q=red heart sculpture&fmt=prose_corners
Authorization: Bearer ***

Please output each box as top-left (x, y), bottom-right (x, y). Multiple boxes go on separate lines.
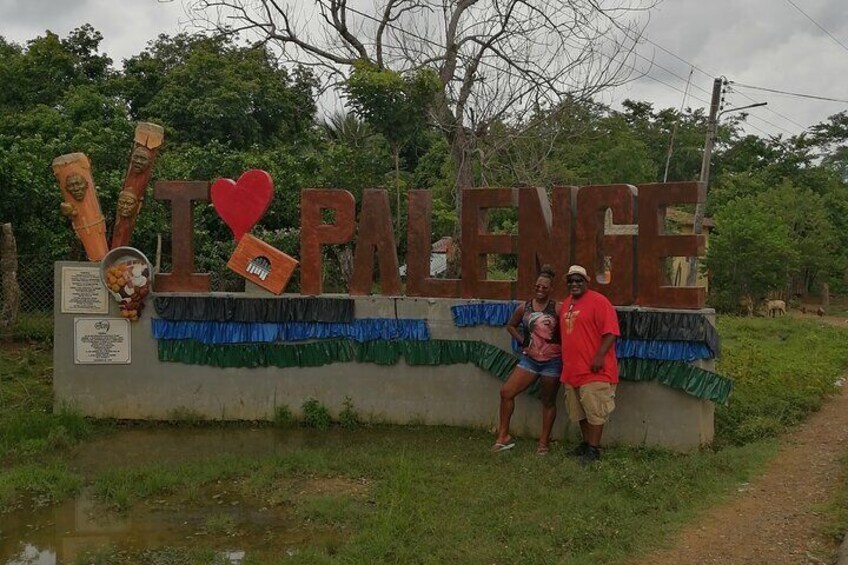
top-left (211, 169), bottom-right (274, 241)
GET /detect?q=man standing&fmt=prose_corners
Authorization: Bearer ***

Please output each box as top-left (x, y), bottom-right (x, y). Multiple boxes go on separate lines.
top-left (559, 265), bottom-right (620, 465)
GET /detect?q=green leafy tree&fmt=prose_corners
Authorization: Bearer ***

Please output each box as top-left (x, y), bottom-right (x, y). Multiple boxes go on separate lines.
top-left (121, 34), bottom-right (317, 149)
top-left (706, 196), bottom-right (797, 312)
top-left (0, 27), bottom-right (131, 272)
top-left (758, 181), bottom-right (841, 295)
top-left (344, 61), bottom-right (439, 235)
top-left (619, 99), bottom-right (708, 182)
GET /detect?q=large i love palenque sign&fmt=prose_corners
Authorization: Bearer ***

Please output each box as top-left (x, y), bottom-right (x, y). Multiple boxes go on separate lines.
top-left (53, 134), bottom-right (727, 448)
top-left (53, 126), bottom-right (706, 312)
top-left (152, 179), bottom-right (706, 310)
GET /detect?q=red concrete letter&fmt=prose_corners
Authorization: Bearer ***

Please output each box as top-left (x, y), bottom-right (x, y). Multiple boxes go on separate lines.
top-left (406, 190), bottom-right (460, 298)
top-left (517, 186), bottom-right (574, 301)
top-left (153, 181), bottom-right (211, 292)
top-left (300, 189), bottom-right (356, 295)
top-left (349, 189), bottom-right (401, 295)
top-left (461, 188), bottom-right (518, 299)
top-left (636, 182), bottom-right (707, 309)
top-left (574, 184), bottom-right (637, 305)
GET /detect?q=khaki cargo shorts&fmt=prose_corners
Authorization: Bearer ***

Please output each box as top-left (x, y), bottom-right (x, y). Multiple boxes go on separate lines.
top-left (564, 381), bottom-right (617, 425)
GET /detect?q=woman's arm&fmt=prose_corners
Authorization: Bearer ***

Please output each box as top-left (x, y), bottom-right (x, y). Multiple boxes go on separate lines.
top-left (505, 304), bottom-right (525, 343)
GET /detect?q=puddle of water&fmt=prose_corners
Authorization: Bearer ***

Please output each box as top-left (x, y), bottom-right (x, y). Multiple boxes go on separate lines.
top-left (1, 428), bottom-right (372, 563)
top-left (1, 487), bottom-right (290, 563)
top-left (68, 427), bottom-right (320, 475)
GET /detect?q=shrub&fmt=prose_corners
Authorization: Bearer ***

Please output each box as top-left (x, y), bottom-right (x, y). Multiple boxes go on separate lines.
top-left (339, 396), bottom-right (360, 430)
top-left (301, 398), bottom-right (331, 430)
top-left (273, 404), bottom-right (295, 428)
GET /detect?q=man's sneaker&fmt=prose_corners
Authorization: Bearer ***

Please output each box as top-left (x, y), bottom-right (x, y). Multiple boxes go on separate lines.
top-left (578, 445), bottom-right (601, 466)
top-left (569, 441), bottom-right (589, 457)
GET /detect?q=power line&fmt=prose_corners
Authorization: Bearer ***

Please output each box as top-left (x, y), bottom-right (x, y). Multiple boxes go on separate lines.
top-left (729, 81), bottom-right (848, 104)
top-left (626, 47), bottom-right (714, 100)
top-left (566, 2), bottom-right (844, 133)
top-left (333, 2), bottom-right (717, 113)
top-left (288, 3), bottom-right (802, 137)
top-left (601, 17), bottom-right (818, 133)
top-left (337, 3), bottom-right (796, 141)
top-left (663, 67), bottom-right (694, 182)
top-left (782, 0), bottom-right (848, 53)
top-left (722, 85), bottom-right (807, 131)
top-left (623, 35), bottom-right (809, 134)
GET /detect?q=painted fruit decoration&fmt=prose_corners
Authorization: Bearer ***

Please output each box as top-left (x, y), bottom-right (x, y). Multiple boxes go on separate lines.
top-left (100, 247), bottom-right (154, 322)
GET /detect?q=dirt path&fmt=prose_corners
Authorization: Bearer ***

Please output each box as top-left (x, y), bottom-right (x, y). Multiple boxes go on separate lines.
top-left (634, 384), bottom-right (848, 565)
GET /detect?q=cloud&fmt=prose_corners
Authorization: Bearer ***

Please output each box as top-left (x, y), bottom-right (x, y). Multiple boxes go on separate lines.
top-left (1, 0), bottom-right (844, 135)
top-left (614, 0), bottom-right (848, 135)
top-left (0, 0), bottom-right (185, 63)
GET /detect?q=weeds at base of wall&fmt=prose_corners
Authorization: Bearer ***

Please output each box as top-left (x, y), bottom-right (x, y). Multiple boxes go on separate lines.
top-left (339, 396), bottom-right (360, 430)
top-left (273, 405), bottom-right (296, 428)
top-left (165, 407), bottom-right (207, 425)
top-left (301, 398), bottom-right (332, 431)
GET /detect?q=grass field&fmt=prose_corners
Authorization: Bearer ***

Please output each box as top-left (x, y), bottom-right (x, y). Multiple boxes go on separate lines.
top-left (0, 316), bottom-right (846, 563)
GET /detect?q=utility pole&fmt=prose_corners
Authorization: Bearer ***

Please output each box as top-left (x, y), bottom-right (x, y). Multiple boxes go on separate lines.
top-left (685, 77), bottom-right (723, 288)
top-left (684, 79), bottom-right (767, 288)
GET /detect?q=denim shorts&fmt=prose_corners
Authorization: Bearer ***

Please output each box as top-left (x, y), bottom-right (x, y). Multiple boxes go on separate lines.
top-left (516, 354), bottom-right (562, 378)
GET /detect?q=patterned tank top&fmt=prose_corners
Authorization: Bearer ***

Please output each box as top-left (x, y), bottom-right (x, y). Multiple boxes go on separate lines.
top-left (521, 299), bottom-right (561, 362)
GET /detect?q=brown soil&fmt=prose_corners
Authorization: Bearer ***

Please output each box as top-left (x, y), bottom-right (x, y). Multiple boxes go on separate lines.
top-left (299, 475), bottom-right (370, 497)
top-left (633, 384), bottom-right (848, 564)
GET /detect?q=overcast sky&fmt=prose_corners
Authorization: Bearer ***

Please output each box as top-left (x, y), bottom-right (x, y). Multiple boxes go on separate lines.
top-left (1, 0), bottom-right (846, 138)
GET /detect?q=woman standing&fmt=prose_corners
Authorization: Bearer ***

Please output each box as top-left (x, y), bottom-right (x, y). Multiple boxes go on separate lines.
top-left (492, 266), bottom-right (562, 455)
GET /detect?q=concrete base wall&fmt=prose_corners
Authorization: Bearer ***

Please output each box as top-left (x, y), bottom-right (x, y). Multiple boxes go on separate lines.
top-left (54, 262), bottom-right (716, 451)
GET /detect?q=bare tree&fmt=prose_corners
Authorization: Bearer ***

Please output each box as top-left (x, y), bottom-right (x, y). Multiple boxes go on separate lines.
top-left (187, 0), bottom-right (653, 224)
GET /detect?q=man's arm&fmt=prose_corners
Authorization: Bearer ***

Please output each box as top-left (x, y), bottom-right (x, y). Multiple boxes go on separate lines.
top-left (590, 333), bottom-right (616, 373)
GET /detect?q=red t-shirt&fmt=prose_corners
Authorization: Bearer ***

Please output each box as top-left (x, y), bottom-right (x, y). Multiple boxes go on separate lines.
top-left (559, 289), bottom-right (620, 387)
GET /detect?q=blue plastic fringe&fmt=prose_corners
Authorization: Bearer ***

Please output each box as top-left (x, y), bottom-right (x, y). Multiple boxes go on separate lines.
top-left (451, 301), bottom-right (720, 357)
top-left (152, 318), bottom-right (430, 344)
top-left (615, 339), bottom-right (714, 362)
top-left (154, 295), bottom-right (355, 323)
top-left (451, 302), bottom-right (519, 327)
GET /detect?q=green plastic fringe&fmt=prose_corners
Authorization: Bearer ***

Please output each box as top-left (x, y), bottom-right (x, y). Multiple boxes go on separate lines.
top-left (619, 358), bottom-right (733, 404)
top-left (158, 338), bottom-right (519, 381)
top-left (158, 339), bottom-right (732, 404)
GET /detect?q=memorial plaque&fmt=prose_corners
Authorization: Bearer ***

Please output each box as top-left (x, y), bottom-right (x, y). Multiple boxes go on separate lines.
top-left (61, 266), bottom-right (109, 314)
top-left (74, 318), bottom-right (131, 364)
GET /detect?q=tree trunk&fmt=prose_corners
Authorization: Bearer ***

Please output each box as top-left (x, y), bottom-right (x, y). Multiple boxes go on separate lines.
top-left (393, 145), bottom-right (401, 240)
top-left (445, 126), bottom-right (474, 278)
top-left (336, 245), bottom-right (355, 288)
top-left (0, 223), bottom-right (21, 340)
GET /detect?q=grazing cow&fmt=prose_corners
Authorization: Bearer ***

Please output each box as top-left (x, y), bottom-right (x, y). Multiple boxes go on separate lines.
top-left (766, 299), bottom-right (786, 317)
top-left (738, 295), bottom-right (754, 317)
